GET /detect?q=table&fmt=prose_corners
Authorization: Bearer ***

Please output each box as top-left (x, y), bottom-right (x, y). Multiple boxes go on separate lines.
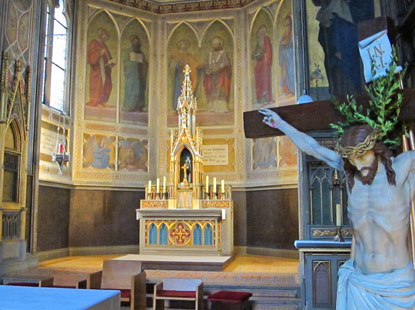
top-left (0, 285), bottom-right (120, 310)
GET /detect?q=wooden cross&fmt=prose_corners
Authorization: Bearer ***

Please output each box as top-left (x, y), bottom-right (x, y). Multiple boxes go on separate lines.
top-left (244, 17), bottom-right (415, 140)
top-left (243, 88), bottom-right (415, 139)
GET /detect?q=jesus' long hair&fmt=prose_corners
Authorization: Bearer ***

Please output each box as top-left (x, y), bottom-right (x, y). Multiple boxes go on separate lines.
top-left (341, 125), bottom-right (396, 190)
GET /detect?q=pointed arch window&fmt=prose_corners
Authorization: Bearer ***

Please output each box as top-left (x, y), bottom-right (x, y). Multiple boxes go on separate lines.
top-left (3, 121), bottom-right (21, 203)
top-left (41, 0), bottom-right (73, 113)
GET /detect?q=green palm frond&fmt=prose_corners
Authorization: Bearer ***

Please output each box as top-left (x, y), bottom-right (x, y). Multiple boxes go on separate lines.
top-left (330, 47), bottom-right (406, 149)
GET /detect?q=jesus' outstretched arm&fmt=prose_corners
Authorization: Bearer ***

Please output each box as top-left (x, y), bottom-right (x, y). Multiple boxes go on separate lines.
top-left (259, 108), bottom-right (343, 170)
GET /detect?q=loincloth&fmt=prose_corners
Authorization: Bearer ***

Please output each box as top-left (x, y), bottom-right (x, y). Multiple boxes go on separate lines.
top-left (337, 259), bottom-right (415, 310)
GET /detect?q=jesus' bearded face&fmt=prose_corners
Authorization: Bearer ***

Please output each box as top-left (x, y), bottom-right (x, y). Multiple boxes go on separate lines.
top-left (348, 150), bottom-right (378, 185)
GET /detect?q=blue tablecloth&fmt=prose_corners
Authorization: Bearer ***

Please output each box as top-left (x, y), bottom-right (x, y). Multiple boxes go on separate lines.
top-left (0, 286), bottom-right (120, 310)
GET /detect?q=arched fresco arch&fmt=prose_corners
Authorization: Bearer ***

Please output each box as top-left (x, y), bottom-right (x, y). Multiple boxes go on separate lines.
top-left (197, 20), bottom-right (234, 126)
top-left (85, 10), bottom-right (118, 122)
top-left (167, 23), bottom-right (200, 128)
top-left (274, 0), bottom-right (296, 106)
top-left (119, 18), bottom-right (150, 125)
top-left (250, 8), bottom-right (275, 109)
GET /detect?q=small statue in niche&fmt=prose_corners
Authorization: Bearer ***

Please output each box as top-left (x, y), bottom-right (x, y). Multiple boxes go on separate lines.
top-left (181, 161), bottom-right (189, 185)
top-left (181, 156), bottom-right (192, 185)
top-left (179, 147), bottom-right (193, 186)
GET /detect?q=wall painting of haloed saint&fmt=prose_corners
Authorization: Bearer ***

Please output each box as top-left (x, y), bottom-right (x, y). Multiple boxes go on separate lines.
top-left (118, 138), bottom-right (148, 171)
top-left (119, 19), bottom-right (149, 126)
top-left (167, 23), bottom-right (201, 126)
top-left (275, 0), bottom-right (295, 107)
top-left (306, 0), bottom-right (381, 100)
top-left (251, 9), bottom-right (275, 110)
top-left (167, 21), bottom-right (234, 127)
top-left (198, 22), bottom-right (234, 126)
top-left (83, 133), bottom-right (116, 169)
top-left (85, 11), bottom-right (118, 122)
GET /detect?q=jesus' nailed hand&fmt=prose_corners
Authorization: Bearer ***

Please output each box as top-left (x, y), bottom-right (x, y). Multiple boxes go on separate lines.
top-left (259, 108), bottom-right (281, 129)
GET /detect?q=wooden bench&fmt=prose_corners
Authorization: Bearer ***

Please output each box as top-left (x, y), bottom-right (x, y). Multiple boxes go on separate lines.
top-left (2, 269), bottom-right (101, 289)
top-left (49, 270), bottom-right (102, 289)
top-left (2, 274), bottom-right (54, 287)
top-left (100, 259), bottom-right (146, 310)
top-left (153, 278), bottom-right (203, 310)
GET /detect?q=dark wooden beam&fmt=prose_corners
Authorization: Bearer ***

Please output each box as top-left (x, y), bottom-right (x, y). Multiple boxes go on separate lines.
top-left (244, 88), bottom-right (415, 139)
top-left (357, 16), bottom-right (396, 43)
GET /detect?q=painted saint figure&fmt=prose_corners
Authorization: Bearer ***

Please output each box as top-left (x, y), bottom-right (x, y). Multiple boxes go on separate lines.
top-left (123, 35), bottom-right (147, 112)
top-left (312, 0), bottom-right (374, 97)
top-left (253, 25), bottom-right (273, 104)
top-left (278, 16), bottom-right (295, 97)
top-left (259, 108), bottom-right (415, 309)
top-left (170, 39), bottom-right (201, 110)
top-left (87, 27), bottom-right (116, 107)
top-left (203, 36), bottom-right (231, 113)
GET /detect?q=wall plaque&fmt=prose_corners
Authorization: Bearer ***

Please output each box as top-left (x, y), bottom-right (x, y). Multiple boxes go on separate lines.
top-left (202, 145), bottom-right (228, 165)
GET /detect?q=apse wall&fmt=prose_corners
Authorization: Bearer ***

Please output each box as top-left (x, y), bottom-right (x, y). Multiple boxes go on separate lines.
top-left (36, 0), bottom-right (299, 259)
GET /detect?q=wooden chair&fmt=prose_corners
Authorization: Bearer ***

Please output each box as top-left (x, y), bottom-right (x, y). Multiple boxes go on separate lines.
top-left (153, 278), bottom-right (203, 310)
top-left (100, 259), bottom-right (146, 310)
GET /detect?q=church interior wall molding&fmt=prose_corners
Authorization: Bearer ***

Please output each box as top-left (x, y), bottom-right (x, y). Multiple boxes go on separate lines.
top-left (107, 0), bottom-right (257, 14)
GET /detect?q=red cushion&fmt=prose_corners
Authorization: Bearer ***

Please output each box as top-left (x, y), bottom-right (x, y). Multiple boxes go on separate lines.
top-left (120, 289), bottom-right (131, 299)
top-left (157, 290), bottom-right (196, 298)
top-left (6, 282), bottom-right (38, 287)
top-left (208, 291), bottom-right (252, 303)
top-left (105, 288), bottom-right (131, 300)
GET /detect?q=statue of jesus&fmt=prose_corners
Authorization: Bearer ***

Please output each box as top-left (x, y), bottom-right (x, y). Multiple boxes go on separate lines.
top-left (259, 108), bottom-right (415, 309)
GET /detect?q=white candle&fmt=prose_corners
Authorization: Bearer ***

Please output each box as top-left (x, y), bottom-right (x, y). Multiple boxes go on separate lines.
top-left (205, 176), bottom-right (209, 193)
top-left (336, 204), bottom-right (342, 226)
top-left (221, 179), bottom-right (225, 193)
top-left (163, 176), bottom-right (166, 193)
top-left (148, 180), bottom-right (152, 194)
top-left (156, 178), bottom-right (160, 193)
top-left (213, 178), bottom-right (217, 193)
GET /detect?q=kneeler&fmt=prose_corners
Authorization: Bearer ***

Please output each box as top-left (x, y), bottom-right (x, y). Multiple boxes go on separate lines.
top-left (208, 290), bottom-right (252, 310)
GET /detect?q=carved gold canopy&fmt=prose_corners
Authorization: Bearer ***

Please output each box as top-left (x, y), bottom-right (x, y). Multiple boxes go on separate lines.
top-left (169, 65), bottom-right (203, 197)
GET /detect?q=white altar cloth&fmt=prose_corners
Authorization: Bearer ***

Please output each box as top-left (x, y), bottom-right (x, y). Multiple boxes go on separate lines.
top-left (0, 286), bottom-right (120, 310)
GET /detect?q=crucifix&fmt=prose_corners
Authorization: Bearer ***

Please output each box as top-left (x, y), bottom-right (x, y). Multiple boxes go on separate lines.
top-left (244, 17), bottom-right (415, 310)
top-left (244, 17), bottom-right (415, 140)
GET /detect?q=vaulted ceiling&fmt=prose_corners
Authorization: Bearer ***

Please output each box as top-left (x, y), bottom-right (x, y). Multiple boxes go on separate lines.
top-left (109, 0), bottom-right (257, 14)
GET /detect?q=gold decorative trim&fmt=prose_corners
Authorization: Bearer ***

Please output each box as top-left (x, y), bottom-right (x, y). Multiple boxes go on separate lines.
top-left (141, 200), bottom-right (168, 208)
top-left (312, 228), bottom-right (352, 237)
top-left (201, 200), bottom-right (231, 208)
top-left (144, 219), bottom-right (217, 247)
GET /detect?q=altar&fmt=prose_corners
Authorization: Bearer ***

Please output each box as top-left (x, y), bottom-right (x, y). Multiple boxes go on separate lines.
top-left (137, 65), bottom-right (234, 257)
top-left (136, 208), bottom-right (233, 256)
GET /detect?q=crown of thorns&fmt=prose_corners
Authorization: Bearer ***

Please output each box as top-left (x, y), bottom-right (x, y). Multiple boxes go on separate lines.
top-left (335, 130), bottom-right (382, 158)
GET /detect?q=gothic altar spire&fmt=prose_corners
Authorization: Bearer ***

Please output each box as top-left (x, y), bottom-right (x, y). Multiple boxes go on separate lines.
top-left (177, 65), bottom-right (197, 137)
